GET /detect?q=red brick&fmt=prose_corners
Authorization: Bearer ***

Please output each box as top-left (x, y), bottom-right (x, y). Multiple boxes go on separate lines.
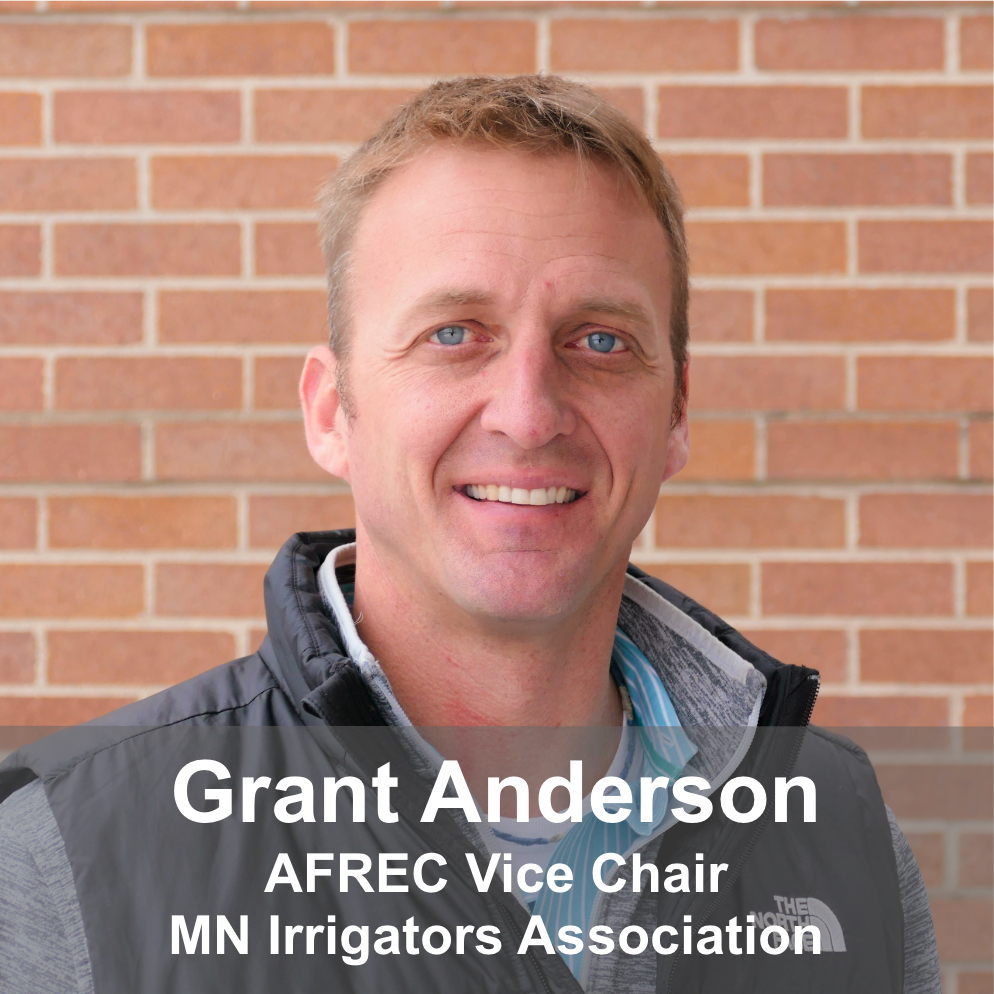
top-left (932, 899), bottom-right (993, 962)
top-left (860, 221), bottom-right (993, 274)
top-left (0, 697), bottom-right (135, 726)
top-left (254, 356), bottom-right (305, 409)
top-left (159, 290), bottom-right (326, 345)
top-left (656, 495), bottom-right (844, 549)
top-left (903, 833), bottom-right (944, 887)
top-left (862, 86), bottom-right (993, 139)
top-left (665, 154), bottom-right (749, 208)
top-left (0, 357), bottom-right (42, 410)
top-left (688, 290), bottom-right (752, 342)
top-left (47, 630), bottom-right (236, 685)
top-left (860, 493), bottom-right (992, 549)
top-left (54, 90), bottom-right (241, 144)
top-left (767, 420), bottom-right (959, 481)
top-left (967, 153), bottom-right (993, 205)
top-left (255, 222), bottom-right (322, 275)
top-left (47, 1), bottom-right (241, 8)
top-left (971, 420), bottom-right (993, 480)
top-left (249, 493), bottom-right (355, 546)
top-left (960, 833), bottom-right (993, 887)
top-left (0, 292), bottom-right (142, 345)
top-left (756, 17), bottom-right (943, 71)
top-left (349, 20), bottom-right (534, 74)
top-left (680, 419), bottom-right (755, 481)
top-left (48, 496), bottom-right (237, 550)
top-left (766, 288), bottom-right (954, 343)
top-left (812, 695), bottom-right (949, 726)
top-left (693, 355), bottom-right (845, 412)
top-left (0, 564), bottom-right (143, 618)
top-left (967, 561), bottom-right (993, 617)
top-left (858, 356), bottom-right (993, 412)
top-left (594, 88), bottom-right (644, 126)
top-left (738, 628), bottom-right (847, 682)
top-left (961, 16), bottom-right (994, 70)
top-left (968, 288), bottom-right (993, 342)
top-left (0, 24), bottom-right (131, 77)
top-left (688, 221), bottom-right (846, 275)
top-left (964, 726), bottom-right (994, 752)
top-left (250, 627), bottom-right (268, 652)
top-left (0, 425), bottom-right (140, 482)
top-left (147, 22), bottom-right (335, 76)
top-left (0, 158), bottom-right (135, 211)
top-left (764, 153), bottom-right (951, 206)
top-left (0, 632), bottom-right (33, 683)
top-left (882, 763), bottom-right (994, 820)
top-left (632, 562), bottom-right (750, 616)
top-left (959, 975), bottom-right (994, 994)
top-left (0, 225), bottom-right (40, 276)
top-left (155, 421), bottom-right (325, 481)
top-left (0, 92), bottom-right (41, 145)
top-left (763, 561), bottom-right (953, 617)
top-left (861, 629), bottom-right (992, 684)
top-left (255, 87), bottom-right (416, 142)
top-left (55, 356), bottom-right (242, 411)
top-left (964, 696), bottom-right (993, 728)
top-left (155, 562), bottom-right (267, 617)
top-left (55, 223), bottom-right (240, 277)
top-left (657, 86), bottom-right (847, 139)
top-left (0, 498), bottom-right (35, 549)
top-left (550, 18), bottom-right (737, 72)
top-left (152, 155), bottom-right (336, 210)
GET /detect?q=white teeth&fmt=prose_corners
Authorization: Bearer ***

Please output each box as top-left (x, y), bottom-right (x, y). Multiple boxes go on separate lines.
top-left (467, 484), bottom-right (578, 505)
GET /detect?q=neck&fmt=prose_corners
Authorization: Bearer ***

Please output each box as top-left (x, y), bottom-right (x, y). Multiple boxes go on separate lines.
top-left (349, 534), bottom-right (626, 787)
top-left (352, 547), bottom-right (625, 728)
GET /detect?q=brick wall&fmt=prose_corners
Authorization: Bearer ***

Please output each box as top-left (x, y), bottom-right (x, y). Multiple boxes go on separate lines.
top-left (0, 2), bottom-right (991, 985)
top-left (0, 2), bottom-right (990, 725)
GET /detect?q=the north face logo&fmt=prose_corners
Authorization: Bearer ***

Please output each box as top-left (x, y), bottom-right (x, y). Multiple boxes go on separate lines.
top-left (749, 896), bottom-right (846, 952)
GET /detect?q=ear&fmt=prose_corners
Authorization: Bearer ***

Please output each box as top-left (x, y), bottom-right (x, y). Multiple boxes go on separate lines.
top-left (300, 345), bottom-right (351, 483)
top-left (661, 359), bottom-right (689, 483)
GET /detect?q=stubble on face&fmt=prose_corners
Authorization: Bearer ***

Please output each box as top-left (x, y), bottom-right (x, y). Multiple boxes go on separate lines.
top-left (339, 146), bottom-right (683, 633)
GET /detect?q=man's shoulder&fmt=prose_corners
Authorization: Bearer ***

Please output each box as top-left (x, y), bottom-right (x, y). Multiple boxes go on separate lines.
top-left (94, 648), bottom-right (291, 729)
top-left (0, 649), bottom-right (300, 805)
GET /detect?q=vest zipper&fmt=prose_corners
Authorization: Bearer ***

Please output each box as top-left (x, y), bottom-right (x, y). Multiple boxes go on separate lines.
top-left (495, 899), bottom-right (556, 994)
top-left (663, 672), bottom-right (820, 994)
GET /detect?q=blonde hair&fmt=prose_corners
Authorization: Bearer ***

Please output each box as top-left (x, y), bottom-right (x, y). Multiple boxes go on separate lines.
top-left (318, 73), bottom-right (688, 423)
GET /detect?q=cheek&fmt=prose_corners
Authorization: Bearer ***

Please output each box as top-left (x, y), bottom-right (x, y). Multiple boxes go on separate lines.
top-left (589, 385), bottom-right (671, 481)
top-left (346, 365), bottom-right (479, 494)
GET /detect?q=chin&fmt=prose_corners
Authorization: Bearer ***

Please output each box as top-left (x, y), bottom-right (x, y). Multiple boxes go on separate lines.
top-left (443, 550), bottom-right (591, 624)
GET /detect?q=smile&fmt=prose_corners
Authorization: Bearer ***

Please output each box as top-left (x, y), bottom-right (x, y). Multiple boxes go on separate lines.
top-left (463, 484), bottom-right (581, 505)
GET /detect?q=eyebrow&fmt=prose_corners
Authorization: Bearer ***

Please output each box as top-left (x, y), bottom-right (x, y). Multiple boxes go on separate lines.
top-left (405, 288), bottom-right (499, 316)
top-left (404, 289), bottom-right (655, 328)
top-left (572, 296), bottom-right (655, 329)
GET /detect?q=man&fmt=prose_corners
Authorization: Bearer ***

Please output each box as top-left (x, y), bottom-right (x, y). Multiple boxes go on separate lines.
top-left (0, 75), bottom-right (938, 993)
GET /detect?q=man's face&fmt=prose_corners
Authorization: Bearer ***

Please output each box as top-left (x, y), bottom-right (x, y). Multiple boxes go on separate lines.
top-left (306, 146), bottom-right (688, 626)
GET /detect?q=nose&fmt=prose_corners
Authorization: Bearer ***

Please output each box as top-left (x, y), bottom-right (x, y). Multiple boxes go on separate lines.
top-left (478, 333), bottom-right (576, 449)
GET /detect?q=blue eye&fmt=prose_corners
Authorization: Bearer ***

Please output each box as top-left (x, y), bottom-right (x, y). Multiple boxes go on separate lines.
top-left (585, 332), bottom-right (618, 353)
top-left (432, 325), bottom-right (467, 345)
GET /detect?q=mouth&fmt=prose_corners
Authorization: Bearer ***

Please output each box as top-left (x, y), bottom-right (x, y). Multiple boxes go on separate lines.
top-left (461, 484), bottom-right (583, 506)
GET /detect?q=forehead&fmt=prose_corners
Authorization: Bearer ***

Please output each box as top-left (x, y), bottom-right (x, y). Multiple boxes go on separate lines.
top-left (348, 146), bottom-right (672, 314)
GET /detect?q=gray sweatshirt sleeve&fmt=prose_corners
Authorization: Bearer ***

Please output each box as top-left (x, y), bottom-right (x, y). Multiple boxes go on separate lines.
top-left (0, 780), bottom-right (92, 994)
top-left (886, 805), bottom-right (941, 994)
